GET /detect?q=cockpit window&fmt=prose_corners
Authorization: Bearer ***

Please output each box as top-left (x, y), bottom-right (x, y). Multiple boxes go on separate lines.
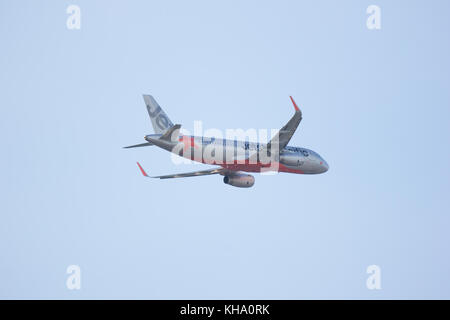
top-left (286, 146), bottom-right (309, 156)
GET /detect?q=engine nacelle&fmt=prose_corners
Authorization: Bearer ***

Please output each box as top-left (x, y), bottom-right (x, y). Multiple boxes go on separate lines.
top-left (223, 174), bottom-right (255, 188)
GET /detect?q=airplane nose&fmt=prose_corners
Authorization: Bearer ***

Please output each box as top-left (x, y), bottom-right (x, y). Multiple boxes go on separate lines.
top-left (320, 159), bottom-right (329, 173)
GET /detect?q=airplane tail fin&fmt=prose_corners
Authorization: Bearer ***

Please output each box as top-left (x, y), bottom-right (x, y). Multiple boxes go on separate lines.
top-left (143, 95), bottom-right (174, 134)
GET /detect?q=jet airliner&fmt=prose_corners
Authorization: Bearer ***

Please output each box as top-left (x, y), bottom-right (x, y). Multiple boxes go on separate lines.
top-left (125, 95), bottom-right (328, 188)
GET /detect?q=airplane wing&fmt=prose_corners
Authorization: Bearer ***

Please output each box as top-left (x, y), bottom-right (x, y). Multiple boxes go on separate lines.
top-left (136, 162), bottom-right (226, 179)
top-left (266, 96), bottom-right (302, 154)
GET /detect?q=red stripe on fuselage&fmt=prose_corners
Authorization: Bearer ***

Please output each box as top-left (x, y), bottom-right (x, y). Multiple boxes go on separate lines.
top-left (197, 158), bottom-right (304, 174)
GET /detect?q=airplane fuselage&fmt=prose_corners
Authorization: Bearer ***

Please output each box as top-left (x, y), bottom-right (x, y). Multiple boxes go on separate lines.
top-left (144, 134), bottom-right (329, 175)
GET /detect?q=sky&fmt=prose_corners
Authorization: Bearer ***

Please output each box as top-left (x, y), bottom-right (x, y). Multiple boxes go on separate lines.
top-left (0, 0), bottom-right (449, 299)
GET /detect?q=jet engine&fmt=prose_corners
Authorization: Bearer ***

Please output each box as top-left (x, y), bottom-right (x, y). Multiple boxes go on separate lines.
top-left (223, 174), bottom-right (255, 188)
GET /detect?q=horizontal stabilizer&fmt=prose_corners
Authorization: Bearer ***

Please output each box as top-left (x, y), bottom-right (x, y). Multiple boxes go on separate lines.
top-left (123, 142), bottom-right (154, 149)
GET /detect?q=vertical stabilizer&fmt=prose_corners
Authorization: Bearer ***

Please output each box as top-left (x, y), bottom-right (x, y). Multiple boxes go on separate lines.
top-left (143, 95), bottom-right (174, 134)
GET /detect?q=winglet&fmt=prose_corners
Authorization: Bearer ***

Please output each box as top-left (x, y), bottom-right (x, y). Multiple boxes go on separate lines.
top-left (290, 96), bottom-right (300, 112)
top-left (136, 162), bottom-right (148, 177)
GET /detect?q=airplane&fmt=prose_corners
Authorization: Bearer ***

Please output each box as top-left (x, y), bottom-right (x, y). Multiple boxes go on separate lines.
top-left (124, 95), bottom-right (329, 188)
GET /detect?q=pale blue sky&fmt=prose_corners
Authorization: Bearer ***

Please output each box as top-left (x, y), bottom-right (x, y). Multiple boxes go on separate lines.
top-left (1, 0), bottom-right (449, 299)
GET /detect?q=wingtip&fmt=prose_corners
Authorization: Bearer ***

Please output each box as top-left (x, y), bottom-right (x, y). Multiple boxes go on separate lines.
top-left (290, 96), bottom-right (300, 112)
top-left (136, 161), bottom-right (148, 177)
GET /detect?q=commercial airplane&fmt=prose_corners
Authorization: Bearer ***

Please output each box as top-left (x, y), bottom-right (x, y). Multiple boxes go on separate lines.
top-left (125, 95), bottom-right (328, 188)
